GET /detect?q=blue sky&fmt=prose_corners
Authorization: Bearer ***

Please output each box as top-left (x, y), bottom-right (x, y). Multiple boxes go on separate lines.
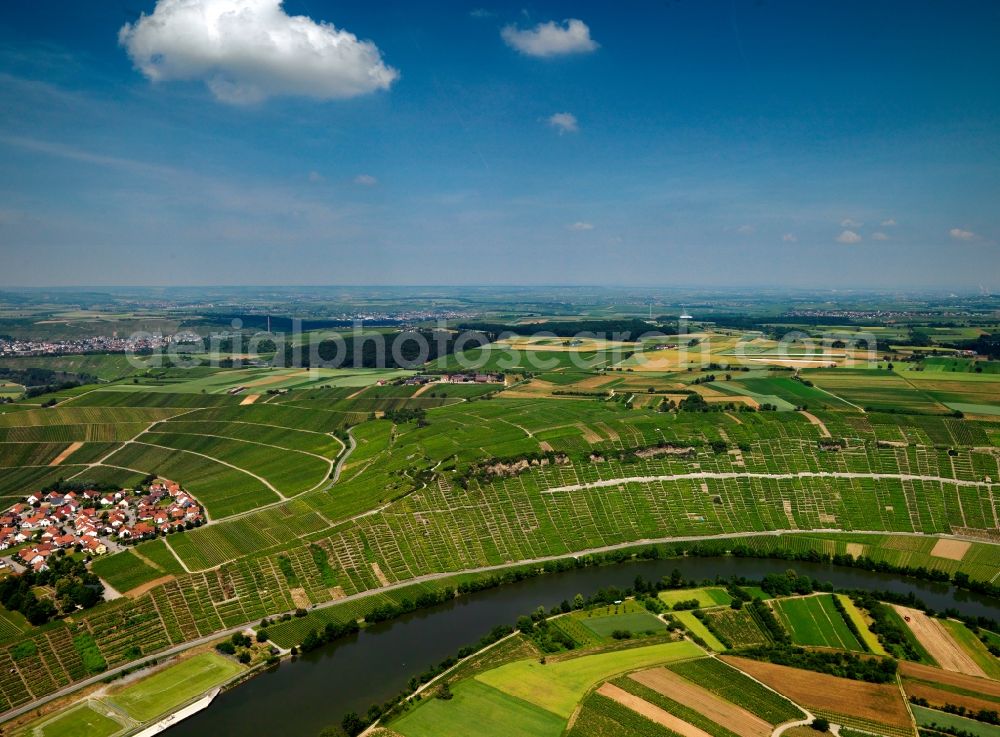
top-left (0, 0), bottom-right (998, 288)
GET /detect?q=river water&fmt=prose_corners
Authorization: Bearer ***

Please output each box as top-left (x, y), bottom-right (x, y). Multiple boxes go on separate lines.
top-left (169, 557), bottom-right (999, 737)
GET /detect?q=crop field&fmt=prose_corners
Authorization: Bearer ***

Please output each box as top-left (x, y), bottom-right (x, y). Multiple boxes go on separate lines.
top-left (475, 640), bottom-right (702, 718)
top-left (138, 432), bottom-right (330, 495)
top-left (0, 346), bottom-right (998, 717)
top-left (104, 652), bottom-right (244, 721)
top-left (392, 680), bottom-right (564, 737)
top-left (576, 609), bottom-right (666, 640)
top-left (772, 595), bottom-right (864, 651)
top-left (672, 611), bottom-right (727, 651)
top-left (804, 369), bottom-right (950, 414)
top-left (659, 587), bottom-right (733, 609)
top-left (91, 551), bottom-right (166, 594)
top-left (666, 657), bottom-right (804, 725)
top-left (622, 668), bottom-right (772, 737)
top-left (721, 656), bottom-right (913, 737)
top-left (0, 353), bottom-right (144, 381)
top-left (895, 606), bottom-right (989, 675)
top-left (102, 441), bottom-right (280, 517)
top-left (837, 595), bottom-right (887, 654)
top-left (566, 690), bottom-right (678, 737)
top-left (899, 660), bottom-right (1000, 715)
top-left (912, 705), bottom-right (1000, 737)
top-left (702, 608), bottom-right (775, 649)
top-left (938, 619), bottom-right (1000, 679)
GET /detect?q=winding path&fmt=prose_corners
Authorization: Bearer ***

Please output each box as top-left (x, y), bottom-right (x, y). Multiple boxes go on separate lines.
top-left (542, 471), bottom-right (996, 494)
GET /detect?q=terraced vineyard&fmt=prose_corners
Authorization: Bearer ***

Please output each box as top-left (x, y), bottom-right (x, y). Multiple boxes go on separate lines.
top-left (0, 366), bottom-right (998, 718)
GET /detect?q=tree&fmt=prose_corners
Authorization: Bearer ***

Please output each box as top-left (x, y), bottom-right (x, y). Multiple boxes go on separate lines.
top-left (811, 718), bottom-right (830, 732)
top-left (340, 712), bottom-right (368, 737)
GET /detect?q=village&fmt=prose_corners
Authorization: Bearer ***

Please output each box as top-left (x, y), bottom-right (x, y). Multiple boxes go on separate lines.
top-left (0, 479), bottom-right (204, 574)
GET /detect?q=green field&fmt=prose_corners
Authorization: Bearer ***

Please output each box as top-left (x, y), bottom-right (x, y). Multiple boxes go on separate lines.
top-left (836, 595), bottom-right (887, 655)
top-left (475, 640), bottom-right (702, 717)
top-left (939, 619), bottom-right (1000, 679)
top-left (703, 607), bottom-right (775, 648)
top-left (392, 680), bottom-right (564, 737)
top-left (567, 691), bottom-right (677, 737)
top-left (579, 611), bottom-right (667, 639)
top-left (106, 652), bottom-right (244, 721)
top-left (658, 587), bottom-right (733, 609)
top-left (0, 339), bottom-right (998, 717)
top-left (36, 702), bottom-right (125, 737)
top-left (773, 595), bottom-right (864, 651)
top-left (673, 611), bottom-right (727, 651)
top-left (912, 705), bottom-right (1000, 737)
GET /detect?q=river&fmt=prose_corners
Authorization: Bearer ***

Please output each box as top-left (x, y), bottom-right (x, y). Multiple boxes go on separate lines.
top-left (169, 556), bottom-right (999, 737)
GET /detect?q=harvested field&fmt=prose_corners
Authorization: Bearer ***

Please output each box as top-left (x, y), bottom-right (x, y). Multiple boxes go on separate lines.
top-left (596, 682), bottom-right (713, 737)
top-left (239, 394), bottom-right (260, 405)
top-left (899, 661), bottom-right (1000, 712)
top-left (48, 441), bottom-right (83, 466)
top-left (893, 606), bottom-right (985, 676)
top-left (930, 538), bottom-right (971, 561)
top-left (705, 395), bottom-right (760, 408)
top-left (575, 423), bottom-right (602, 443)
top-left (539, 441), bottom-right (554, 452)
top-left (721, 656), bottom-right (912, 729)
top-left (899, 661), bottom-right (1000, 698)
top-left (574, 375), bottom-right (619, 390)
top-left (244, 371), bottom-right (310, 388)
top-left (903, 680), bottom-right (1000, 714)
top-left (630, 667), bottom-right (772, 737)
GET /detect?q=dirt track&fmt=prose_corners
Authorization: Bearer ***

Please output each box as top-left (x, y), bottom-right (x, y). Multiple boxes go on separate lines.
top-left (49, 441), bottom-right (83, 466)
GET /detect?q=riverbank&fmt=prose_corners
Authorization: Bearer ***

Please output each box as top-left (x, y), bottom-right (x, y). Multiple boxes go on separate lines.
top-left (165, 547), bottom-right (999, 737)
top-left (5, 530), bottom-right (999, 732)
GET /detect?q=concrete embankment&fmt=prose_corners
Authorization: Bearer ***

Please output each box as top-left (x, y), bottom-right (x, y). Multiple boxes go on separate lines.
top-left (133, 688), bottom-right (220, 736)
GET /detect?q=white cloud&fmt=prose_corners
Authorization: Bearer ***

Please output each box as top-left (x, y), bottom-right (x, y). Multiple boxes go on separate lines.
top-left (307, 170), bottom-right (324, 183)
top-left (840, 218), bottom-right (863, 228)
top-left (736, 224), bottom-right (755, 234)
top-left (547, 112), bottom-right (579, 134)
top-left (872, 231), bottom-right (889, 241)
top-left (354, 174), bottom-right (377, 186)
top-left (119, 0), bottom-right (399, 104)
top-left (569, 221), bottom-right (594, 231)
top-left (950, 227), bottom-right (976, 241)
top-left (469, 8), bottom-right (495, 18)
top-left (881, 218), bottom-right (897, 227)
top-left (501, 19), bottom-right (599, 57)
top-left (837, 230), bottom-right (862, 244)
top-left (782, 233), bottom-right (797, 243)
